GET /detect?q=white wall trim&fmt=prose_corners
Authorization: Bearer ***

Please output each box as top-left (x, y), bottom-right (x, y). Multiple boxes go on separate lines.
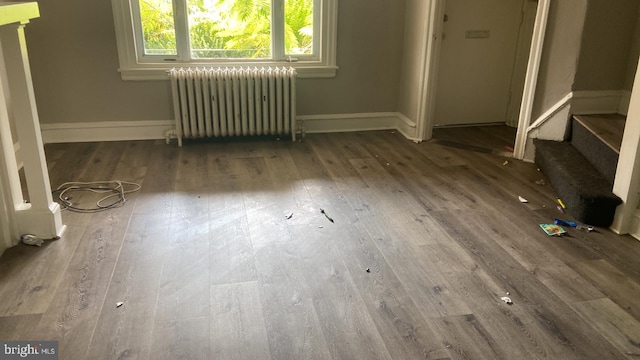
top-left (619, 90), bottom-right (632, 116)
top-left (612, 60), bottom-right (640, 236)
top-left (40, 113), bottom-right (420, 144)
top-left (571, 90), bottom-right (626, 115)
top-left (297, 112), bottom-right (396, 134)
top-left (416, 0), bottom-right (445, 141)
top-left (298, 112), bottom-right (418, 140)
top-left (520, 90), bottom-right (628, 161)
top-left (396, 112), bottom-right (417, 129)
top-left (513, 0), bottom-right (551, 160)
top-left (624, 209), bottom-right (640, 240)
top-left (526, 92), bottom-right (574, 132)
top-left (525, 90), bottom-right (628, 134)
top-left (395, 113), bottom-right (421, 142)
top-left (41, 120), bottom-right (174, 143)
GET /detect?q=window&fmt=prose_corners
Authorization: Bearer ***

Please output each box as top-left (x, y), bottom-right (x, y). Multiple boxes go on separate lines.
top-left (111, 0), bottom-right (338, 79)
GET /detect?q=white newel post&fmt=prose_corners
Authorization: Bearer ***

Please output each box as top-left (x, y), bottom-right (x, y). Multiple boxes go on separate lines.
top-left (0, 3), bottom-right (65, 252)
top-left (612, 57), bottom-right (640, 235)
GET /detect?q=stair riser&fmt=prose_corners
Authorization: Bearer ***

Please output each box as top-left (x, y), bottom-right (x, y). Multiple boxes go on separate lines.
top-left (534, 139), bottom-right (621, 227)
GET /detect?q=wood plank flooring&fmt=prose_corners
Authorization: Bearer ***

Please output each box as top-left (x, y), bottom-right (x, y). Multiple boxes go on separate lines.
top-left (2, 127), bottom-right (640, 359)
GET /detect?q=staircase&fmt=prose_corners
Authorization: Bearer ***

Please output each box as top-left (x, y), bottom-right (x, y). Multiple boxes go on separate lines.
top-left (534, 114), bottom-right (624, 227)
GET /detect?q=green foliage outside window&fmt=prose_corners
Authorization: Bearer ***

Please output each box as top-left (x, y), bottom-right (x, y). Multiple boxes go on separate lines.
top-left (139, 0), bottom-right (313, 59)
top-left (140, 0), bottom-right (177, 55)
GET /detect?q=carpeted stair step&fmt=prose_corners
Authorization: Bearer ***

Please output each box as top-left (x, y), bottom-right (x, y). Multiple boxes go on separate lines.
top-left (571, 115), bottom-right (623, 185)
top-left (533, 139), bottom-right (622, 227)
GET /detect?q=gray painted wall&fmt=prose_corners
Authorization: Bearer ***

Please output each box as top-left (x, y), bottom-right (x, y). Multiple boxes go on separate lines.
top-left (573, 0), bottom-right (639, 91)
top-left (625, 6), bottom-right (640, 91)
top-left (23, 0), bottom-right (407, 125)
top-left (531, 0), bottom-right (588, 120)
top-left (13, 0), bottom-right (639, 131)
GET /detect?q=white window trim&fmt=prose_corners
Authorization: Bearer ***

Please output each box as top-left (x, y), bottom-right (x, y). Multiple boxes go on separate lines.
top-left (111, 0), bottom-right (338, 80)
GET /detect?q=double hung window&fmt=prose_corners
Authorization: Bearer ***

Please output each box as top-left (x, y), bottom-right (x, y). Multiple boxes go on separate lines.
top-left (111, 0), bottom-right (337, 79)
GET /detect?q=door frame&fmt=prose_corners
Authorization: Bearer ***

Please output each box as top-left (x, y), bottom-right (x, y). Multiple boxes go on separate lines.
top-left (418, 0), bottom-right (551, 161)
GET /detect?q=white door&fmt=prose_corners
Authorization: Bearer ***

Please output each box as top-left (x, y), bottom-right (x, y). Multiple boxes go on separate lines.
top-left (434, 0), bottom-right (533, 126)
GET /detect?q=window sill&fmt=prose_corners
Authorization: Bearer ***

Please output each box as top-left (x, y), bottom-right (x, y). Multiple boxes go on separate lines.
top-left (117, 64), bottom-right (338, 80)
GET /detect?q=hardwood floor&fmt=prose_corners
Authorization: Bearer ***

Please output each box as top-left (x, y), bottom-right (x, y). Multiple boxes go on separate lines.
top-left (2, 127), bottom-right (640, 359)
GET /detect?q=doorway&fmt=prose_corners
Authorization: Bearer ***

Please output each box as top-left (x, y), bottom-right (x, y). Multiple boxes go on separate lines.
top-left (433, 0), bottom-right (537, 129)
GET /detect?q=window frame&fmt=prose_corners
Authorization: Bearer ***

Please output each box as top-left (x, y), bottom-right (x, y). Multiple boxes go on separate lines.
top-left (111, 0), bottom-right (338, 80)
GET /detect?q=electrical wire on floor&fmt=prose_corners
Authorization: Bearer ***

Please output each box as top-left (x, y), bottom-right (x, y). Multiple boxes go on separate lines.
top-left (53, 180), bottom-right (141, 213)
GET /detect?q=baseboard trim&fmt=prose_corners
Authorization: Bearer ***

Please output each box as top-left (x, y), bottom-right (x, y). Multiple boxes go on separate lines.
top-left (395, 113), bottom-right (421, 142)
top-left (41, 120), bottom-right (174, 143)
top-left (298, 112), bottom-right (398, 134)
top-left (298, 112), bottom-right (416, 137)
top-left (619, 90), bottom-right (632, 116)
top-left (41, 113), bottom-right (419, 144)
top-left (571, 90), bottom-right (625, 115)
top-left (620, 208), bottom-right (640, 240)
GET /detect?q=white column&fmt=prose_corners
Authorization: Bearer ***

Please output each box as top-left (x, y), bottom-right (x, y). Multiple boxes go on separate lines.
top-left (0, 22), bottom-right (65, 240)
top-left (0, 69), bottom-right (21, 250)
top-left (612, 58), bottom-right (640, 234)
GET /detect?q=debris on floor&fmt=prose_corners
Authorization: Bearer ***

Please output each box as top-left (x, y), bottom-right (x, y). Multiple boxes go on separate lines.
top-left (577, 224), bottom-right (595, 232)
top-left (502, 160), bottom-right (509, 166)
top-left (21, 234), bottom-right (43, 247)
top-left (285, 212), bottom-right (293, 219)
top-left (539, 223), bottom-right (566, 236)
top-left (535, 179), bottom-right (546, 186)
top-left (500, 296), bottom-right (513, 305)
top-left (320, 208), bottom-right (334, 223)
top-left (116, 302), bottom-right (124, 308)
top-left (366, 268), bottom-right (370, 273)
top-left (557, 198), bottom-right (566, 209)
top-left (554, 219), bottom-right (577, 227)
top-left (557, 206), bottom-right (565, 213)
top-left (518, 196), bottom-right (528, 203)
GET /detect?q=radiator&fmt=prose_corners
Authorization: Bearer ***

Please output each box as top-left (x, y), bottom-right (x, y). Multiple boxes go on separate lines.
top-left (168, 67), bottom-right (297, 146)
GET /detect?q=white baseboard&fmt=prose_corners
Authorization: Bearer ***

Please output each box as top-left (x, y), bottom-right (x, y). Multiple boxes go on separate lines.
top-left (571, 90), bottom-right (626, 115)
top-left (298, 112), bottom-right (417, 140)
top-left (298, 112), bottom-right (398, 134)
top-left (395, 113), bottom-right (420, 142)
top-left (41, 113), bottom-right (419, 144)
top-left (621, 209), bottom-right (640, 240)
top-left (619, 90), bottom-right (632, 116)
top-left (41, 120), bottom-right (174, 143)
